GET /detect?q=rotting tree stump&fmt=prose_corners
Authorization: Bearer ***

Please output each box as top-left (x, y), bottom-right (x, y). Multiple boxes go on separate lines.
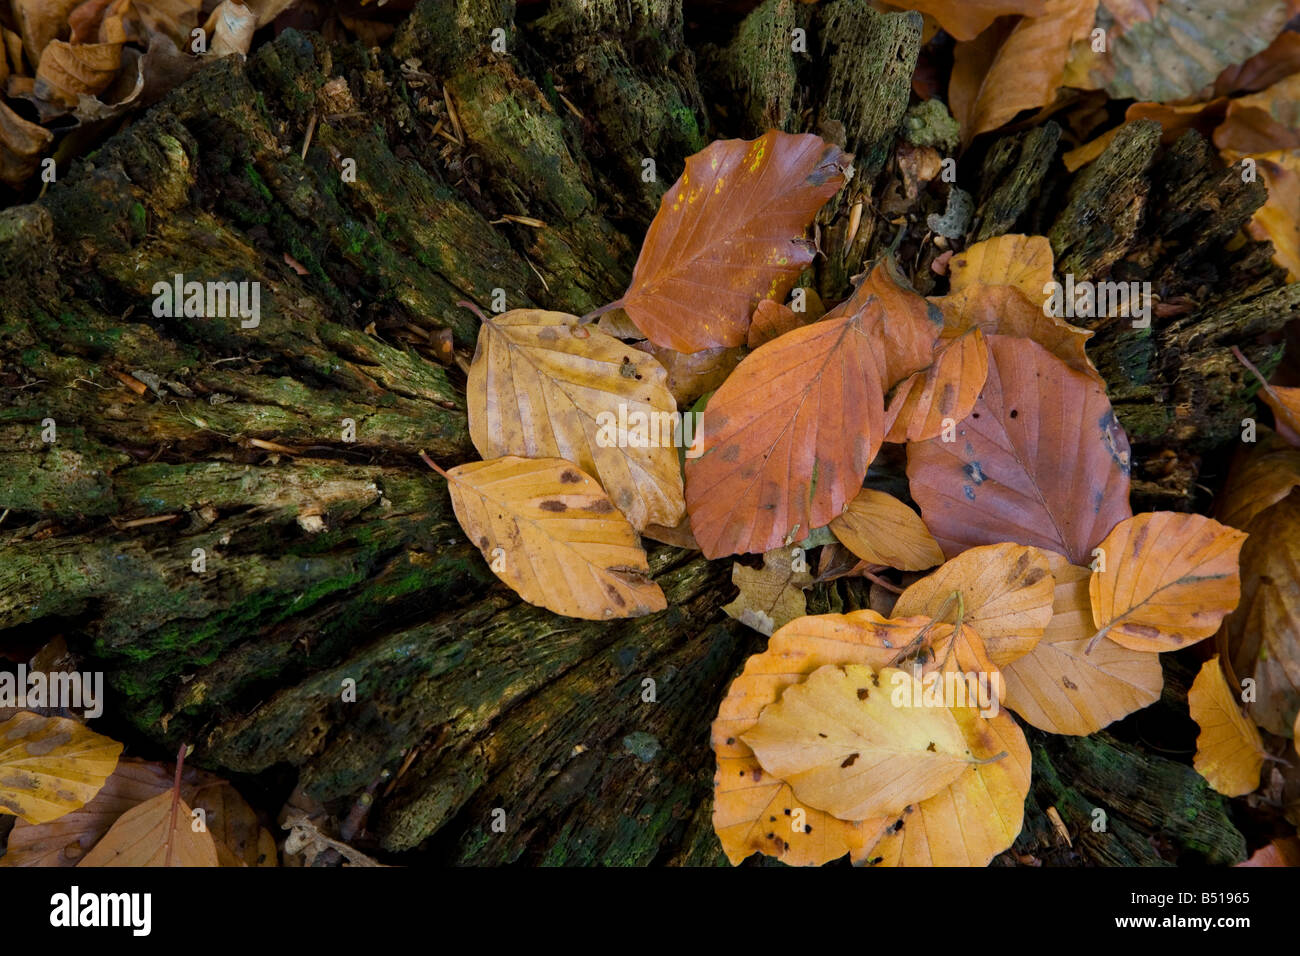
top-left (0, 0), bottom-right (1289, 865)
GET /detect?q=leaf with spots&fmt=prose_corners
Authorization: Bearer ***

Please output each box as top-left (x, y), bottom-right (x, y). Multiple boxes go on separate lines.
top-left (467, 308), bottom-right (684, 531)
top-left (892, 542), bottom-right (1056, 666)
top-left (1189, 655), bottom-right (1266, 797)
top-left (1089, 511), bottom-right (1246, 653)
top-left (712, 610), bottom-right (930, 865)
top-left (862, 706), bottom-right (1030, 867)
top-left (1001, 553), bottom-right (1163, 735)
top-left (828, 487), bottom-right (944, 571)
top-left (685, 263), bottom-right (938, 559)
top-left (907, 334), bottom-right (1133, 565)
top-left (947, 234), bottom-right (1056, 300)
top-left (78, 790), bottom-right (219, 867)
top-left (722, 547), bottom-right (814, 636)
top-left (618, 131), bottom-right (851, 353)
top-left (884, 325), bottom-right (989, 443)
top-left (434, 456), bottom-right (665, 621)
top-left (742, 663), bottom-right (976, 820)
top-left (0, 712), bottom-right (122, 825)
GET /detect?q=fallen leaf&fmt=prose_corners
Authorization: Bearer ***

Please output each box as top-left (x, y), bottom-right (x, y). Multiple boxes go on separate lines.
top-left (78, 790), bottom-right (219, 866)
top-left (947, 234), bottom-right (1055, 299)
top-left (633, 340), bottom-right (743, 408)
top-left (208, 0), bottom-right (256, 57)
top-left (1063, 0), bottom-right (1291, 103)
top-left (828, 487), bottom-right (943, 571)
top-left (467, 308), bottom-right (685, 531)
top-left (686, 264), bottom-right (936, 558)
top-left (619, 131), bottom-right (850, 353)
top-left (748, 298), bottom-right (810, 348)
top-left (35, 27), bottom-right (125, 110)
top-left (1001, 553), bottom-right (1163, 735)
top-left (892, 542), bottom-right (1055, 666)
top-left (1216, 29), bottom-right (1300, 95)
top-left (0, 99), bottom-right (52, 185)
top-left (437, 456), bottom-right (666, 620)
top-left (722, 547), bottom-right (814, 636)
top-left (712, 610), bottom-right (929, 865)
top-left (742, 663), bottom-right (974, 820)
top-left (1189, 655), bottom-right (1266, 797)
top-left (949, 0), bottom-right (1099, 141)
top-left (1090, 512), bottom-right (1246, 653)
top-left (908, 334), bottom-right (1132, 565)
top-left (862, 706), bottom-right (1030, 866)
top-left (1227, 488), bottom-right (1300, 736)
top-left (1237, 836), bottom-right (1300, 866)
top-left (0, 712), bottom-right (122, 825)
top-left (13, 0), bottom-right (83, 67)
top-left (1215, 428), bottom-right (1300, 530)
top-left (1243, 150), bottom-right (1300, 282)
top-left (1215, 75), bottom-right (1300, 160)
top-left (884, 325), bottom-right (989, 442)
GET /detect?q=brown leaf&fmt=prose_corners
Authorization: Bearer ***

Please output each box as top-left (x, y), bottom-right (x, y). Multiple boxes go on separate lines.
top-left (1001, 553), bottom-right (1163, 735)
top-left (1216, 429), bottom-right (1300, 530)
top-left (1216, 29), bottom-right (1300, 95)
top-left (722, 547), bottom-right (814, 636)
top-left (620, 131), bottom-right (850, 353)
top-left (828, 487), bottom-right (943, 571)
top-left (748, 298), bottom-right (809, 348)
top-left (78, 790), bottom-right (219, 866)
top-left (884, 325), bottom-right (989, 443)
top-left (1237, 837), bottom-right (1300, 866)
top-left (208, 1), bottom-right (256, 58)
top-left (0, 97), bottom-right (53, 186)
top-left (35, 34), bottom-right (124, 110)
top-left (13, 0), bottom-right (83, 68)
top-left (1090, 512), bottom-right (1246, 653)
top-left (438, 456), bottom-right (666, 620)
top-left (879, 0), bottom-right (1046, 41)
top-left (1189, 655), bottom-right (1266, 797)
top-left (947, 233), bottom-right (1055, 299)
top-left (1216, 75), bottom-right (1300, 160)
top-left (907, 334), bottom-right (1132, 565)
top-left (633, 340), bottom-right (743, 408)
top-left (686, 264), bottom-right (937, 558)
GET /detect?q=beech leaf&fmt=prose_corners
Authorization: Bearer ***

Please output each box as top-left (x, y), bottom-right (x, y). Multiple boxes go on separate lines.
top-left (437, 456), bottom-right (666, 621)
top-left (0, 712), bottom-right (122, 825)
top-left (828, 487), bottom-right (943, 571)
top-left (78, 790), bottom-right (219, 866)
top-left (722, 547), bottom-right (814, 636)
top-left (1089, 512), bottom-right (1246, 653)
top-left (1189, 655), bottom-right (1266, 797)
top-left (620, 131), bottom-right (850, 353)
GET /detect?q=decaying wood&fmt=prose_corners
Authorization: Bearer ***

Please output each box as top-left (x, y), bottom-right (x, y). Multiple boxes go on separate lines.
top-left (0, 0), bottom-right (1285, 864)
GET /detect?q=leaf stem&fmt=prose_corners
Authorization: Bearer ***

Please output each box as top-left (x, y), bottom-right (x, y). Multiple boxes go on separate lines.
top-left (164, 742), bottom-right (186, 868)
top-left (579, 298), bottom-right (626, 325)
top-left (418, 449), bottom-right (449, 478)
top-left (457, 299), bottom-right (490, 323)
top-left (1232, 345), bottom-right (1284, 406)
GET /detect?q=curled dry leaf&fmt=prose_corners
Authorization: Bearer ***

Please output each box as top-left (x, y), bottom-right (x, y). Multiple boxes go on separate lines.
top-left (1063, 0), bottom-right (1291, 103)
top-left (1216, 29), bottom-right (1300, 96)
top-left (0, 712), bottom-right (122, 825)
top-left (1227, 488), bottom-right (1300, 736)
top-left (1001, 553), bottom-right (1163, 735)
top-left (828, 487), bottom-right (943, 571)
top-left (632, 340), bottom-right (743, 409)
top-left (1237, 837), bottom-right (1300, 866)
top-left (1089, 512), bottom-right (1246, 653)
top-left (908, 334), bottom-right (1131, 565)
top-left (1215, 75), bottom-right (1300, 161)
top-left (722, 547), bottom-right (814, 636)
top-left (1189, 655), bottom-right (1266, 797)
top-left (467, 308), bottom-right (685, 531)
top-left (208, 1), bottom-right (257, 58)
top-left (686, 264), bottom-right (937, 558)
top-left (712, 610), bottom-right (929, 865)
top-left (892, 542), bottom-right (1055, 666)
top-left (949, 0), bottom-right (1099, 141)
top-left (0, 99), bottom-right (54, 186)
top-left (78, 790), bottom-right (219, 866)
top-left (13, 0), bottom-right (84, 67)
top-left (741, 663), bottom-right (975, 821)
top-left (35, 24), bottom-right (126, 109)
top-left (438, 456), bottom-right (665, 621)
top-left (862, 706), bottom-right (1030, 867)
top-left (620, 130), bottom-right (850, 353)
top-left (1215, 428), bottom-right (1300, 530)
top-left (1258, 375), bottom-right (1300, 446)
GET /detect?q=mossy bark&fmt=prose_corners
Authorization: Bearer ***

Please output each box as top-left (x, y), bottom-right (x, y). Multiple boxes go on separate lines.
top-left (0, 0), bottom-right (1276, 865)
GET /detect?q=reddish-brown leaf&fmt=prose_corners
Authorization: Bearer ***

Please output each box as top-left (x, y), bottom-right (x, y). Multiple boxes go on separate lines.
top-left (907, 334), bottom-right (1132, 565)
top-left (620, 131), bottom-right (850, 353)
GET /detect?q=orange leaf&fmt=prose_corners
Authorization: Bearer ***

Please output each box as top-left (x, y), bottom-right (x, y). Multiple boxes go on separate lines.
top-left (879, 0), bottom-right (1045, 41)
top-left (947, 234), bottom-right (1055, 300)
top-left (78, 790), bottom-right (219, 867)
top-left (884, 325), bottom-right (989, 442)
top-left (828, 487), bottom-right (944, 571)
top-left (1189, 655), bottom-right (1266, 797)
top-left (907, 334), bottom-right (1132, 565)
top-left (1090, 512), bottom-right (1246, 653)
top-left (620, 131), bottom-right (850, 353)
top-left (1215, 429), bottom-right (1300, 530)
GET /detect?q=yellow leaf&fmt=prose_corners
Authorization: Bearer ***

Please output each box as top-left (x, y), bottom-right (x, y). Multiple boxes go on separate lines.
top-left (1190, 655), bottom-right (1266, 797)
top-left (741, 663), bottom-right (974, 820)
top-left (35, 36), bottom-right (123, 109)
top-left (438, 456), bottom-right (665, 620)
top-left (1246, 149), bottom-right (1300, 282)
top-left (78, 791), bottom-right (219, 866)
top-left (892, 542), bottom-right (1055, 666)
top-left (468, 309), bottom-right (684, 531)
top-left (0, 712), bottom-right (122, 825)
top-left (712, 611), bottom-right (928, 865)
top-left (828, 487), bottom-right (943, 571)
top-left (947, 234), bottom-right (1055, 300)
top-left (722, 547), bottom-right (813, 636)
top-left (1001, 554), bottom-right (1163, 735)
top-left (861, 706), bottom-right (1030, 866)
top-left (1090, 512), bottom-right (1247, 652)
